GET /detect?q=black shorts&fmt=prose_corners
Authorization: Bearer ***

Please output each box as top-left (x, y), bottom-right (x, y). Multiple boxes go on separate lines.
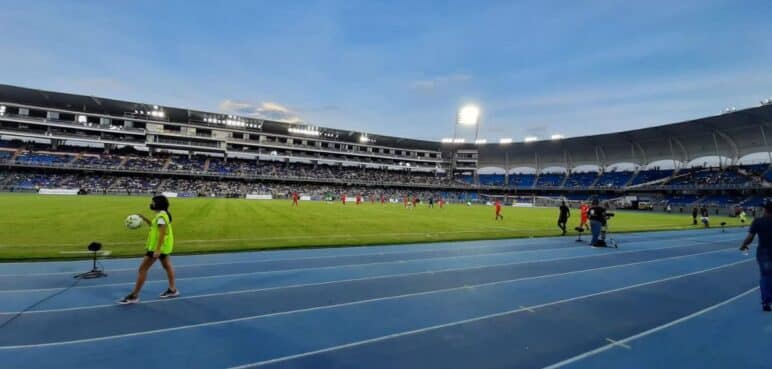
top-left (146, 251), bottom-right (169, 260)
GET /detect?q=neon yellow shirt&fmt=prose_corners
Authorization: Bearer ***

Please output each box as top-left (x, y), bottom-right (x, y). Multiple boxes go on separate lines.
top-left (146, 211), bottom-right (174, 254)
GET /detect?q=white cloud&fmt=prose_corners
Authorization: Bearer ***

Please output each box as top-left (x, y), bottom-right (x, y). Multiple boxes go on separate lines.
top-left (218, 100), bottom-right (303, 123)
top-left (410, 73), bottom-right (472, 91)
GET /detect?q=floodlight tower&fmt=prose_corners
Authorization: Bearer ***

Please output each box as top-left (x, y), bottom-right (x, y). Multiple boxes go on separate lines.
top-left (448, 104), bottom-right (481, 178)
top-left (455, 105), bottom-right (481, 142)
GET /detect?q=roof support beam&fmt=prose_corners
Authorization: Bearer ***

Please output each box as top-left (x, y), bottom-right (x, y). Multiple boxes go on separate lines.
top-left (712, 132), bottom-right (723, 169)
top-left (633, 142), bottom-right (647, 167)
top-left (760, 125), bottom-right (772, 164)
top-left (671, 137), bottom-right (688, 166)
top-left (534, 151), bottom-right (540, 173)
top-left (595, 145), bottom-right (607, 168)
top-left (714, 129), bottom-right (739, 165)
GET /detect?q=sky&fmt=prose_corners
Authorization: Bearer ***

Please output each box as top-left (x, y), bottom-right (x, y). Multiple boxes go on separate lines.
top-left (0, 0), bottom-right (770, 142)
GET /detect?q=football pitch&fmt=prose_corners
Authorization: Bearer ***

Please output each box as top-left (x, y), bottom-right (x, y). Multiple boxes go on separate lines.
top-left (0, 194), bottom-right (740, 260)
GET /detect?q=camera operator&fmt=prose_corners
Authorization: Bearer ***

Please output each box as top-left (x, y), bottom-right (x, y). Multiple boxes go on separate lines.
top-left (588, 199), bottom-right (607, 246)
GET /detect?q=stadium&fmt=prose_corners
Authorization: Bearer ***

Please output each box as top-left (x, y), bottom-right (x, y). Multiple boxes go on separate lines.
top-left (1, 2), bottom-right (771, 369)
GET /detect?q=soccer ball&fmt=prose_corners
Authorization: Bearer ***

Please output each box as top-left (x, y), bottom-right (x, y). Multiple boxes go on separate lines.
top-left (125, 214), bottom-right (142, 229)
top-left (466, 202), bottom-right (472, 206)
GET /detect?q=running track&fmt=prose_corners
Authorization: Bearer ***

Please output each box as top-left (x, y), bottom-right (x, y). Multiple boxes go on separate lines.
top-left (0, 228), bottom-right (768, 369)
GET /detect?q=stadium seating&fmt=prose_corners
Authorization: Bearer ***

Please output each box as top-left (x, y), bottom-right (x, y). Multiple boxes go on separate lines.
top-left (478, 174), bottom-right (505, 186)
top-left (630, 169), bottom-right (673, 185)
top-left (741, 164), bottom-right (769, 177)
top-left (72, 154), bottom-right (124, 168)
top-left (123, 156), bottom-right (167, 171)
top-left (167, 156), bottom-right (207, 172)
top-left (664, 195), bottom-right (699, 206)
top-left (455, 174), bottom-right (474, 185)
top-left (595, 171), bottom-right (634, 188)
top-left (2, 139), bottom-right (770, 205)
top-left (741, 196), bottom-right (766, 208)
top-left (509, 174), bottom-right (536, 188)
top-left (698, 195), bottom-right (744, 207)
top-left (764, 171), bottom-right (772, 182)
top-left (563, 172), bottom-right (597, 188)
top-left (535, 173), bottom-right (564, 187)
top-left (669, 168), bottom-right (753, 187)
top-left (15, 152), bottom-right (73, 165)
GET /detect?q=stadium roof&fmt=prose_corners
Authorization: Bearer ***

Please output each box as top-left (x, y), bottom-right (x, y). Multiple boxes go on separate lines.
top-left (472, 104), bottom-right (772, 170)
top-left (2, 83), bottom-right (771, 169)
top-left (0, 84), bottom-right (441, 151)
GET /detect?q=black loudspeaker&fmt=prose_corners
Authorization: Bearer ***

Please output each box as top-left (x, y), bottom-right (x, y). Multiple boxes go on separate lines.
top-left (74, 242), bottom-right (108, 279)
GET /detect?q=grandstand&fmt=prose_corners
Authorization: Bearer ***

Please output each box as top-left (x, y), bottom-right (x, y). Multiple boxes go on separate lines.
top-left (0, 84), bottom-right (770, 208)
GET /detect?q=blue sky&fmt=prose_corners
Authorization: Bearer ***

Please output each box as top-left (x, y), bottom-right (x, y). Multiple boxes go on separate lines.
top-left (0, 0), bottom-right (770, 141)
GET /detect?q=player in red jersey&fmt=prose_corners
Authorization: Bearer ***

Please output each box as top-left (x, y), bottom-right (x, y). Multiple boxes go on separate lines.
top-left (341, 194), bottom-right (347, 205)
top-left (579, 203), bottom-right (590, 230)
top-left (439, 198), bottom-right (445, 208)
top-left (356, 194), bottom-right (362, 205)
top-left (380, 194), bottom-right (386, 205)
top-left (495, 200), bottom-right (503, 220)
top-left (412, 196), bottom-right (419, 208)
top-left (292, 191), bottom-right (299, 207)
top-left (404, 195), bottom-right (410, 208)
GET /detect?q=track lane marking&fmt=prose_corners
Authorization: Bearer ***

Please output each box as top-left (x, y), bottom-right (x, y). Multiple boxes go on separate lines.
top-left (541, 286), bottom-right (759, 369)
top-left (224, 259), bottom-right (753, 369)
top-left (0, 244), bottom-right (732, 314)
top-left (0, 250), bottom-right (748, 349)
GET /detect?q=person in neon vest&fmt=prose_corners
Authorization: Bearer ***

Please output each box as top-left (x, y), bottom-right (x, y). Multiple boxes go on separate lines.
top-left (119, 195), bottom-right (179, 304)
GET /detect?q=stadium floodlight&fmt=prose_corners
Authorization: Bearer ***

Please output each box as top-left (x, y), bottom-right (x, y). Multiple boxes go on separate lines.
top-left (288, 126), bottom-right (321, 136)
top-left (499, 138), bottom-right (513, 144)
top-left (551, 134), bottom-right (564, 140)
top-left (359, 134), bottom-right (371, 143)
top-left (453, 138), bottom-right (465, 143)
top-left (441, 138), bottom-right (454, 143)
top-left (524, 136), bottom-right (539, 142)
top-left (77, 115), bottom-right (88, 123)
top-left (474, 139), bottom-right (487, 144)
top-left (0, 105), bottom-right (5, 115)
top-left (457, 105), bottom-right (480, 126)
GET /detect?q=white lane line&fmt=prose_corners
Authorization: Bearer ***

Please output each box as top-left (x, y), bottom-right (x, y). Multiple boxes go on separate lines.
top-left (0, 240), bottom-right (725, 305)
top-left (0, 230), bottom-right (740, 276)
top-left (0, 244), bottom-right (616, 289)
top-left (0, 252), bottom-right (750, 350)
top-left (520, 306), bottom-right (536, 313)
top-left (542, 286), bottom-right (759, 369)
top-left (604, 338), bottom-right (631, 349)
top-left (224, 258), bottom-right (753, 369)
top-left (4, 246), bottom-right (733, 314)
top-left (0, 231), bottom-right (730, 280)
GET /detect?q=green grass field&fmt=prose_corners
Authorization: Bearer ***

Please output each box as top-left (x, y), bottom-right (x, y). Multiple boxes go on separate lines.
top-left (0, 194), bottom-right (742, 260)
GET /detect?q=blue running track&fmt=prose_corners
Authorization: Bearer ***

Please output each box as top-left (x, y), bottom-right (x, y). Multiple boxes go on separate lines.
top-left (0, 228), bottom-right (768, 369)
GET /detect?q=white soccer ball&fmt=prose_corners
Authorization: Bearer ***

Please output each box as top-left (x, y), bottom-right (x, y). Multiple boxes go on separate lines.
top-left (125, 214), bottom-right (142, 229)
top-left (466, 201), bottom-right (472, 206)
